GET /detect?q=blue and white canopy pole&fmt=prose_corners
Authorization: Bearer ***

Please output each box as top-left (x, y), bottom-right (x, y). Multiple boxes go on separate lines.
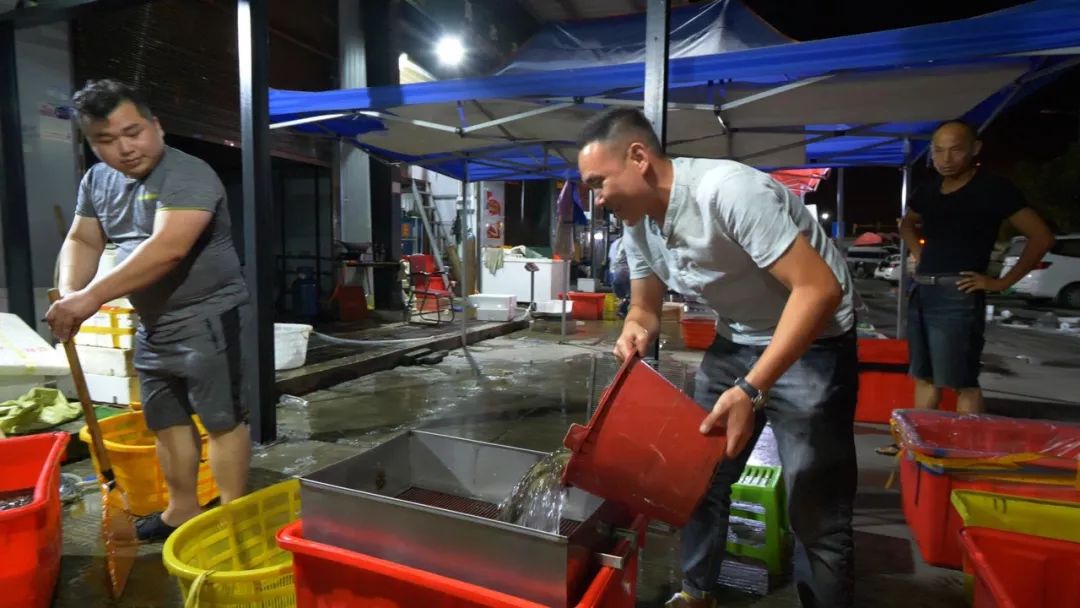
top-left (643, 0), bottom-right (671, 363)
top-left (897, 138), bottom-right (912, 337)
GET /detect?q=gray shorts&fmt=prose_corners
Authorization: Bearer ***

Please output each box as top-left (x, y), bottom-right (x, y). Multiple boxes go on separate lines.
top-left (134, 307), bottom-right (247, 433)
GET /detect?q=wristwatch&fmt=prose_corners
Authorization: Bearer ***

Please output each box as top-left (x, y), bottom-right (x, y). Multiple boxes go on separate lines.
top-left (735, 377), bottom-right (767, 411)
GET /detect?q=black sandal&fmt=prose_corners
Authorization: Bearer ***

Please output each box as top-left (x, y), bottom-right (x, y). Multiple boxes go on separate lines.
top-left (135, 512), bottom-right (178, 542)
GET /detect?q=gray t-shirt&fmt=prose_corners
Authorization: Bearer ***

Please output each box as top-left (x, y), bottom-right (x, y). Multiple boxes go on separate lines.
top-left (75, 146), bottom-right (248, 328)
top-left (625, 158), bottom-right (854, 345)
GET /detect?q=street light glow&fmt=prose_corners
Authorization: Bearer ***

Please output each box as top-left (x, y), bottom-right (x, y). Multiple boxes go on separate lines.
top-left (436, 36), bottom-right (465, 66)
top-left (821, 212), bottom-right (831, 220)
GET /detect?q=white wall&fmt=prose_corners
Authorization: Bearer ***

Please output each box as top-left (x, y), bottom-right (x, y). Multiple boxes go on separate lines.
top-left (0, 23), bottom-right (78, 335)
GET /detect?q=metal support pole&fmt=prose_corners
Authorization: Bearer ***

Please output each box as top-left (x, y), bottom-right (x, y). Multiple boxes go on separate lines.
top-left (897, 138), bottom-right (912, 338)
top-left (460, 168), bottom-right (479, 375)
top-left (643, 0), bottom-right (670, 362)
top-left (0, 22), bottom-right (35, 325)
top-left (313, 166), bottom-right (322, 303)
top-left (643, 0), bottom-right (670, 145)
top-left (475, 182), bottom-right (483, 294)
top-left (561, 259), bottom-right (570, 343)
top-left (238, 0), bottom-right (276, 443)
top-left (589, 189), bottom-right (599, 279)
top-left (835, 167), bottom-right (846, 240)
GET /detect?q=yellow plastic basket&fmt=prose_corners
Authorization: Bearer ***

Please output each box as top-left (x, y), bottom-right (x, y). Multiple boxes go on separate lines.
top-left (950, 490), bottom-right (1080, 543)
top-left (78, 410), bottom-right (218, 516)
top-left (163, 479), bottom-right (301, 608)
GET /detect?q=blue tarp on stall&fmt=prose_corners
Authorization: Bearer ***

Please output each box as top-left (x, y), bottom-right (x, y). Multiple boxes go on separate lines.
top-left (269, 0), bottom-right (1080, 180)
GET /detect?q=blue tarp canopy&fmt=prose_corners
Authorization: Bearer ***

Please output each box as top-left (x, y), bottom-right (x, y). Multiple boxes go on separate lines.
top-left (269, 0), bottom-right (1080, 181)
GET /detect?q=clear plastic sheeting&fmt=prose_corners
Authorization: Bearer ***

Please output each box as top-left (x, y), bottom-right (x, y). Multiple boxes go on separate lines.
top-left (891, 409), bottom-right (1080, 474)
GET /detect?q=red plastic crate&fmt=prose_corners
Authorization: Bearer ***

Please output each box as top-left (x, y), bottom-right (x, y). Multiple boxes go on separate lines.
top-left (680, 319), bottom-right (716, 350)
top-left (894, 410), bottom-right (1080, 472)
top-left (564, 293), bottom-right (606, 321)
top-left (899, 455), bottom-right (1080, 569)
top-left (277, 518), bottom-right (644, 608)
top-left (855, 338), bottom-right (956, 423)
top-left (960, 527), bottom-right (1080, 608)
top-left (0, 432), bottom-right (70, 608)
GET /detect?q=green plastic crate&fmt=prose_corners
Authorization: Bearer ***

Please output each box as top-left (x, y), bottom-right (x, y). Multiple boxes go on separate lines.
top-left (727, 464), bottom-right (791, 576)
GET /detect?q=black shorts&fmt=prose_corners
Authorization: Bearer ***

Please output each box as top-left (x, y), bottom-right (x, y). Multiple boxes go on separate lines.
top-left (907, 280), bottom-right (986, 389)
top-left (134, 307), bottom-right (247, 433)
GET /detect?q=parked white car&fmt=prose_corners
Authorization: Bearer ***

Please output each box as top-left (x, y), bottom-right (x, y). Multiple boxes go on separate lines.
top-left (1000, 234), bottom-right (1080, 308)
top-left (846, 245), bottom-right (898, 279)
top-left (873, 254), bottom-right (916, 283)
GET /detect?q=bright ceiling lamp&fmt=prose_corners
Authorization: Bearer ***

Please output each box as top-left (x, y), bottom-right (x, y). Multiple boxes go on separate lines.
top-left (436, 36), bottom-right (465, 66)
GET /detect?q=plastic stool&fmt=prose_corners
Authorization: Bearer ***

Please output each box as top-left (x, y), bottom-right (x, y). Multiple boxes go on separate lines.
top-left (726, 464), bottom-right (790, 575)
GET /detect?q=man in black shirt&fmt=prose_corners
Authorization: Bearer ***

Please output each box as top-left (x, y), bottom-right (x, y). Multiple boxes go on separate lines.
top-left (900, 121), bottom-right (1054, 414)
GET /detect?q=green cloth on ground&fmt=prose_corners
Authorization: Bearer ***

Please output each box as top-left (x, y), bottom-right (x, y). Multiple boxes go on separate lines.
top-left (0, 387), bottom-right (82, 435)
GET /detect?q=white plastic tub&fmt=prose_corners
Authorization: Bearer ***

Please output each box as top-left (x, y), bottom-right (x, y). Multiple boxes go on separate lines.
top-left (533, 300), bottom-right (573, 317)
top-left (274, 323), bottom-right (314, 371)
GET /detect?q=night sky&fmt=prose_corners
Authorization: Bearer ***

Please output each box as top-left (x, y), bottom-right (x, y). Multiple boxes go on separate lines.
top-left (742, 0), bottom-right (1080, 227)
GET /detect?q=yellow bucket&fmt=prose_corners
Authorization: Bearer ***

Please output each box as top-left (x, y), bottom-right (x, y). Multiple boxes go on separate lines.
top-left (950, 490), bottom-right (1080, 543)
top-left (78, 410), bottom-right (218, 516)
top-left (163, 479), bottom-right (301, 608)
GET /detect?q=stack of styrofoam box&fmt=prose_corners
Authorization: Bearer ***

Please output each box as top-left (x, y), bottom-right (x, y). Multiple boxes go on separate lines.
top-left (63, 299), bottom-right (140, 407)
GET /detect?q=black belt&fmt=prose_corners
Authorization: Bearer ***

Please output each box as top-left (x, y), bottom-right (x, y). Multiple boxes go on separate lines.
top-left (912, 274), bottom-right (963, 286)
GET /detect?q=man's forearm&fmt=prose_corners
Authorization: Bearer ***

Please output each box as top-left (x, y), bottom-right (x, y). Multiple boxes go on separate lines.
top-left (745, 284), bottom-right (841, 392)
top-left (900, 221), bottom-right (922, 260)
top-left (625, 304), bottom-right (661, 337)
top-left (82, 237), bottom-right (186, 305)
top-left (998, 237), bottom-right (1054, 289)
top-left (59, 238), bottom-right (104, 294)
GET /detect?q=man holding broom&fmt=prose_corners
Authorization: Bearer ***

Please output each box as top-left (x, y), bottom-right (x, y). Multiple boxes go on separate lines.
top-left (46, 79), bottom-right (251, 542)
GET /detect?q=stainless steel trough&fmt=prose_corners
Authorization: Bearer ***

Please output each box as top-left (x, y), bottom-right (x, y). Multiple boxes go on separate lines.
top-left (300, 430), bottom-right (632, 607)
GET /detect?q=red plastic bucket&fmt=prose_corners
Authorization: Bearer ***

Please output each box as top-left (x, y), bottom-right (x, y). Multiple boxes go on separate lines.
top-left (562, 355), bottom-right (726, 527)
top-left (0, 432), bottom-right (70, 608)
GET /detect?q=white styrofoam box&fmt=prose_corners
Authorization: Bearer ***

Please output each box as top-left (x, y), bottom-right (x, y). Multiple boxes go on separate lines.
top-left (469, 294), bottom-right (518, 322)
top-left (74, 306), bottom-right (137, 349)
top-left (482, 257), bottom-right (569, 304)
top-left (468, 294), bottom-right (517, 311)
top-left (475, 307), bottom-right (515, 322)
top-left (86, 373), bottom-right (140, 406)
top-left (0, 313), bottom-right (70, 376)
top-left (54, 344), bottom-right (135, 377)
top-left (533, 300), bottom-right (573, 316)
top-left (275, 323), bottom-right (313, 371)
top-left (0, 375), bottom-right (48, 401)
top-left (577, 278), bottom-right (596, 293)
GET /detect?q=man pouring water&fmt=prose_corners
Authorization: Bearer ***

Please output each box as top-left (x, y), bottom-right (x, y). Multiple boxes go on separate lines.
top-left (577, 109), bottom-right (858, 608)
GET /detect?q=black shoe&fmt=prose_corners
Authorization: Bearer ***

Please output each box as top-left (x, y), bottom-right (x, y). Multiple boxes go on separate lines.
top-left (135, 512), bottom-right (178, 542)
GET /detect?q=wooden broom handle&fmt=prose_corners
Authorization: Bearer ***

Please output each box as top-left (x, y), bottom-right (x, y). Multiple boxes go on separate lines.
top-left (48, 289), bottom-right (115, 475)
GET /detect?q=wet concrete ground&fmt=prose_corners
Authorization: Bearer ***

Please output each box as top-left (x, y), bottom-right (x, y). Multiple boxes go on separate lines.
top-left (51, 306), bottom-right (1074, 607)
